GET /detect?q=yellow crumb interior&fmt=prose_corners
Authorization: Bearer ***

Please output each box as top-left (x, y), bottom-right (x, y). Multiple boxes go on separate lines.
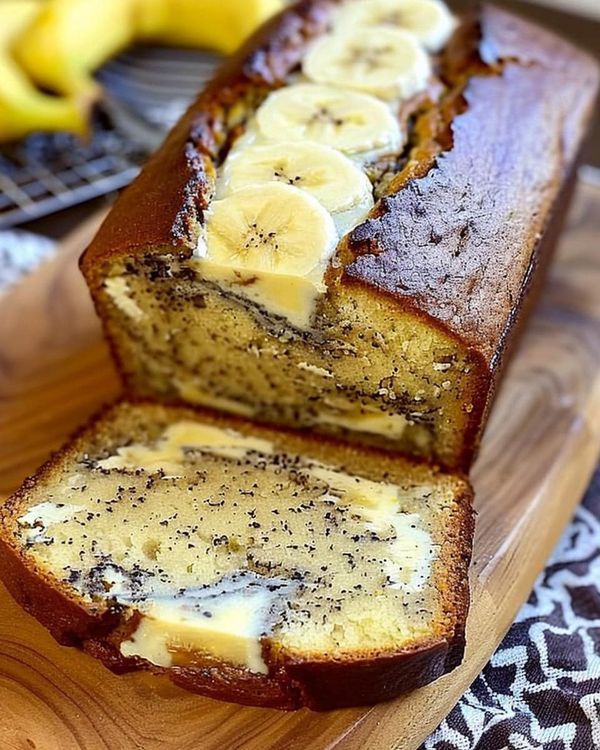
top-left (102, 257), bottom-right (479, 467)
top-left (14, 412), bottom-right (462, 673)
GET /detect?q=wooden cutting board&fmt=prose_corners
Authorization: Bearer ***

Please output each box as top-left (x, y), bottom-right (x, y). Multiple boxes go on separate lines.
top-left (1, 180), bottom-right (599, 750)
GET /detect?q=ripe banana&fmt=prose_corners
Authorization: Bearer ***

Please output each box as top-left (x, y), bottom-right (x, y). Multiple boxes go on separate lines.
top-left (0, 0), bottom-right (88, 143)
top-left (138, 0), bottom-right (284, 54)
top-left (15, 0), bottom-right (284, 100)
top-left (219, 141), bottom-right (374, 235)
top-left (334, 0), bottom-right (456, 53)
top-left (303, 26), bottom-right (431, 102)
top-left (15, 0), bottom-right (134, 101)
top-left (254, 83), bottom-right (404, 158)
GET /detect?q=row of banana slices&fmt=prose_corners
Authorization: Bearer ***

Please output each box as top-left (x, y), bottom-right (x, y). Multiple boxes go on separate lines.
top-left (195, 0), bottom-right (455, 328)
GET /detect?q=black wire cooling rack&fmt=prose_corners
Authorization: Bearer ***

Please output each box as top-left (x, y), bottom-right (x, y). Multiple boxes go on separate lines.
top-left (0, 46), bottom-right (220, 229)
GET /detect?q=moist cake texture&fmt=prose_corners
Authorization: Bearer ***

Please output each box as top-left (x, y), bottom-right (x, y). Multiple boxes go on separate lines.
top-left (81, 2), bottom-right (598, 469)
top-left (0, 402), bottom-right (473, 709)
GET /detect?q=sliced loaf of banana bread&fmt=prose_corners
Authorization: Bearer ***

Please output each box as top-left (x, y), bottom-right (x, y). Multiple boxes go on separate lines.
top-left (80, 2), bottom-right (599, 469)
top-left (0, 401), bottom-right (473, 710)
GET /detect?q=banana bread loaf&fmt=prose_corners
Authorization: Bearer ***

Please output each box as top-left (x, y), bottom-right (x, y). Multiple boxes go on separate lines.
top-left (0, 401), bottom-right (473, 710)
top-left (80, 1), bottom-right (599, 469)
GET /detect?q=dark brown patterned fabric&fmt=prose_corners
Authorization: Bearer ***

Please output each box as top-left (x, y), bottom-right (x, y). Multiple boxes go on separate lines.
top-left (423, 469), bottom-right (600, 750)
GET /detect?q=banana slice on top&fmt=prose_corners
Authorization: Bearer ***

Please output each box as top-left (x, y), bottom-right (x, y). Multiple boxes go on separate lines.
top-left (202, 183), bottom-right (338, 277)
top-left (255, 83), bottom-right (403, 156)
top-left (334, 0), bottom-right (456, 53)
top-left (197, 183), bottom-right (340, 328)
top-left (219, 141), bottom-right (374, 233)
top-left (303, 27), bottom-right (431, 101)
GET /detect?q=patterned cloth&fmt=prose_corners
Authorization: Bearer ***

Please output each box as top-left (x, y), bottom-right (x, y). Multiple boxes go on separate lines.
top-left (423, 470), bottom-right (600, 750)
top-left (0, 230), bottom-right (56, 292)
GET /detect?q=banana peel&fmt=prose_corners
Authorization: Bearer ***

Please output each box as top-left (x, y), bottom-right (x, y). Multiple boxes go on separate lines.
top-left (15, 0), bottom-right (284, 99)
top-left (0, 0), bottom-right (89, 143)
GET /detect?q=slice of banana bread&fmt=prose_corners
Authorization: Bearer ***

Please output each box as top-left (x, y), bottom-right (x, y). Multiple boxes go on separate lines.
top-left (0, 401), bottom-right (473, 710)
top-left (80, 2), bottom-right (598, 469)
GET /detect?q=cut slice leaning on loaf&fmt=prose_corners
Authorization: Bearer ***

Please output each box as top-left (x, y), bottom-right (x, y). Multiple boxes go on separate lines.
top-left (0, 402), bottom-right (473, 710)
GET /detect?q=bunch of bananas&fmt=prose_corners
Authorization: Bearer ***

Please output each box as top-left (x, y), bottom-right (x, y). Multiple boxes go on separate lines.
top-left (0, 0), bottom-right (282, 143)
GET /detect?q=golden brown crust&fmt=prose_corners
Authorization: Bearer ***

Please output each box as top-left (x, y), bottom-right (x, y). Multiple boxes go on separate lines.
top-left (0, 400), bottom-right (474, 710)
top-left (80, 3), bottom-right (599, 318)
top-left (79, 2), bottom-right (599, 475)
top-left (340, 5), bottom-right (598, 466)
top-left (345, 6), bottom-right (598, 363)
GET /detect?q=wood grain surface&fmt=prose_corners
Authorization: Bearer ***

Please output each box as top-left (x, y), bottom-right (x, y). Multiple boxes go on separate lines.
top-left (1, 181), bottom-right (599, 750)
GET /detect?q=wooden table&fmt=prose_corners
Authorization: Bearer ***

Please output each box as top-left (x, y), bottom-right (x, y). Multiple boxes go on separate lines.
top-left (0, 180), bottom-right (599, 750)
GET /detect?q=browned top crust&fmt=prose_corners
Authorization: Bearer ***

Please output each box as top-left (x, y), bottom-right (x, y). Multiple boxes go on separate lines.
top-left (345, 6), bottom-right (598, 362)
top-left (80, 3), bottom-right (598, 368)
